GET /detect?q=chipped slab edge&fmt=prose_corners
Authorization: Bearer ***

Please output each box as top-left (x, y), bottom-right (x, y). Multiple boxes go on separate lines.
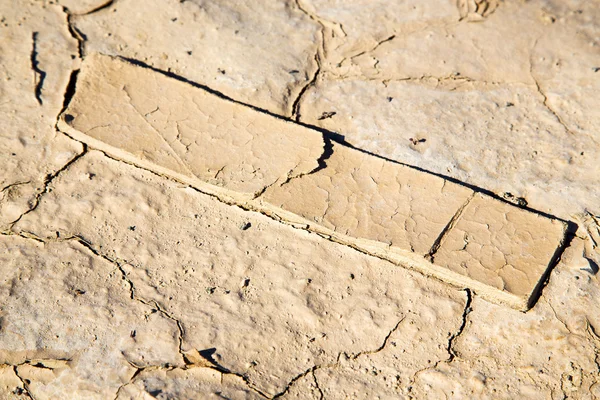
top-left (57, 117), bottom-right (568, 311)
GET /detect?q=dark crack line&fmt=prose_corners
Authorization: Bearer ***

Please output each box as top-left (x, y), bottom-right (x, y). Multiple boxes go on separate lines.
top-left (70, 233), bottom-right (136, 301)
top-left (531, 75), bottom-right (576, 136)
top-left (426, 192), bottom-right (475, 262)
top-left (30, 32), bottom-right (46, 105)
top-left (527, 221), bottom-right (577, 310)
top-left (272, 365), bottom-right (322, 399)
top-left (291, 0), bottom-right (327, 121)
top-left (13, 366), bottom-right (36, 400)
top-left (447, 288), bottom-right (472, 362)
top-left (80, 0), bottom-right (115, 15)
top-left (58, 69), bottom-right (80, 123)
top-left (349, 34), bottom-right (396, 61)
top-left (253, 135), bottom-right (334, 199)
top-left (8, 148), bottom-right (87, 229)
top-left (348, 316), bottom-right (406, 359)
top-left (63, 7), bottom-right (86, 59)
top-left (273, 316), bottom-right (405, 398)
top-left (291, 53), bottom-right (320, 121)
top-left (406, 289), bottom-right (472, 399)
top-left (1, 181), bottom-right (31, 193)
top-left (139, 298), bottom-right (187, 362)
top-left (312, 370), bottom-right (324, 400)
top-left (529, 37), bottom-right (576, 138)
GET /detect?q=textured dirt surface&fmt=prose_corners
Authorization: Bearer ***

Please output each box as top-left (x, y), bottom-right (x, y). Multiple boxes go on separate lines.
top-left (1, 0), bottom-right (599, 399)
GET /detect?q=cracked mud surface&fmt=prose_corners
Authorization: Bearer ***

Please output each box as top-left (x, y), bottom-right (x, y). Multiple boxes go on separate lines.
top-left (1, 0), bottom-right (599, 398)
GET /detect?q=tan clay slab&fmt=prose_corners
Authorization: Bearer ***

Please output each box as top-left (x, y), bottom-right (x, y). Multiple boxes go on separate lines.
top-left (58, 53), bottom-right (567, 310)
top-left (432, 193), bottom-right (568, 306)
top-left (61, 53), bottom-right (324, 199)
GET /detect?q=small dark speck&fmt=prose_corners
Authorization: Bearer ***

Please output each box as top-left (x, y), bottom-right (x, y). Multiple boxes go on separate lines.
top-left (387, 97), bottom-right (393, 102)
top-left (218, 68), bottom-right (226, 75)
top-left (128, 226), bottom-right (136, 231)
top-left (64, 114), bottom-right (75, 123)
top-left (593, 67), bottom-right (600, 73)
top-left (171, 17), bottom-right (178, 22)
top-left (74, 289), bottom-right (85, 295)
top-left (243, 278), bottom-right (250, 287)
top-left (409, 137), bottom-right (427, 145)
top-left (186, 50), bottom-right (192, 55)
top-left (318, 111), bottom-right (336, 120)
top-left (11, 153), bottom-right (16, 156)
top-left (289, 69), bottom-right (300, 74)
top-left (506, 102), bottom-right (514, 107)
top-left (88, 173), bottom-right (96, 180)
top-left (241, 222), bottom-right (251, 230)
top-left (350, 273), bottom-right (355, 280)
top-left (130, 330), bottom-right (136, 338)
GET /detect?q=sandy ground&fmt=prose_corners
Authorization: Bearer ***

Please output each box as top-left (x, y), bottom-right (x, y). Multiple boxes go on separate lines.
top-left (1, 0), bottom-right (599, 398)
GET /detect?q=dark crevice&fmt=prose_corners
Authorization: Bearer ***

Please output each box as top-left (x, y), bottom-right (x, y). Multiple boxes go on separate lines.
top-left (312, 371), bottom-right (324, 400)
top-left (30, 32), bottom-right (46, 105)
top-left (426, 193), bottom-right (475, 262)
top-left (63, 7), bottom-right (86, 58)
top-left (526, 221), bottom-right (578, 310)
top-left (81, 0), bottom-right (115, 15)
top-left (291, 53), bottom-right (320, 121)
top-left (583, 256), bottom-right (599, 275)
top-left (259, 134), bottom-right (334, 197)
top-left (446, 288), bottom-right (472, 362)
top-left (349, 316), bottom-right (406, 359)
top-left (272, 366), bottom-right (320, 399)
top-left (59, 69), bottom-right (80, 119)
top-left (71, 232), bottom-right (136, 300)
top-left (1, 181), bottom-right (31, 193)
top-left (13, 366), bottom-right (36, 400)
top-left (350, 34), bottom-right (396, 60)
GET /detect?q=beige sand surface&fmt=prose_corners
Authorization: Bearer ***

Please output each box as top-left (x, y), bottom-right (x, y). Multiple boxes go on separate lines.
top-left (1, 0), bottom-right (599, 398)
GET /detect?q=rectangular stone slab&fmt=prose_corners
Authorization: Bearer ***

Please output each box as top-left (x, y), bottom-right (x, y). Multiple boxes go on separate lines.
top-left (58, 53), bottom-right (568, 310)
top-left (61, 54), bottom-right (325, 199)
top-left (431, 193), bottom-right (568, 308)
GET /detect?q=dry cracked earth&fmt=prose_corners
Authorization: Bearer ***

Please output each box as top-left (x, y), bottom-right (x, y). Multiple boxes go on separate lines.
top-left (1, 0), bottom-right (600, 399)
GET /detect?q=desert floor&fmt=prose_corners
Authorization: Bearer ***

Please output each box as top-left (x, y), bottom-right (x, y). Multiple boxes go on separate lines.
top-left (1, 0), bottom-right (600, 399)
